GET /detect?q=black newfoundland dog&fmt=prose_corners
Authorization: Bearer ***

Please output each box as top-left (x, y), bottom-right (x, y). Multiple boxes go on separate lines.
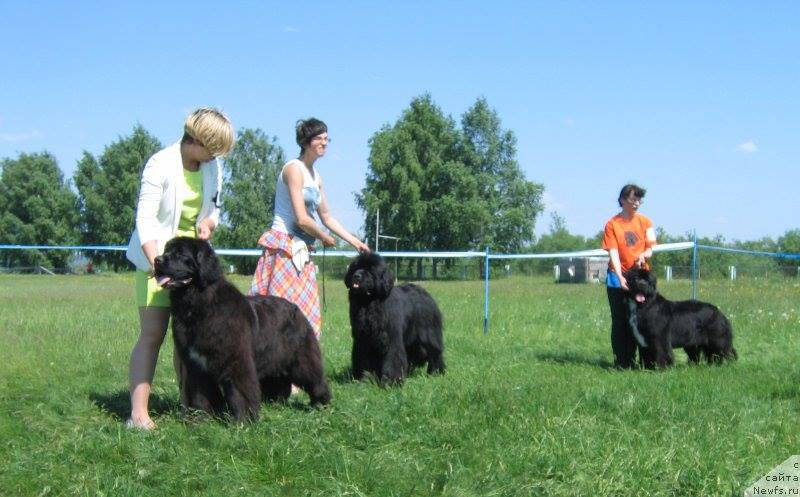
top-left (625, 267), bottom-right (737, 368)
top-left (344, 253), bottom-right (445, 384)
top-left (154, 237), bottom-right (331, 421)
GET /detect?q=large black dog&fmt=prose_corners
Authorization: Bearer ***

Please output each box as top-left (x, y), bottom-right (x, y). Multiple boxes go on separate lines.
top-left (154, 237), bottom-right (331, 421)
top-left (344, 253), bottom-right (445, 384)
top-left (625, 268), bottom-right (737, 368)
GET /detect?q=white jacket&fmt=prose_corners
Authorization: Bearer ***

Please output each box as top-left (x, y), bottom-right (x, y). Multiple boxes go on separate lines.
top-left (126, 142), bottom-right (223, 271)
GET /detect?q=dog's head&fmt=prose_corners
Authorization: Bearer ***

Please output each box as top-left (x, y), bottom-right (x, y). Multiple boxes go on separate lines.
top-left (344, 253), bottom-right (394, 298)
top-left (623, 267), bottom-right (657, 304)
top-left (153, 237), bottom-right (222, 290)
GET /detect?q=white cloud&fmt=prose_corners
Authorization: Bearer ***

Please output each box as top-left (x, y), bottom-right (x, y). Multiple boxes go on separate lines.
top-left (0, 130), bottom-right (41, 142)
top-left (737, 140), bottom-right (757, 153)
top-left (284, 26), bottom-right (298, 32)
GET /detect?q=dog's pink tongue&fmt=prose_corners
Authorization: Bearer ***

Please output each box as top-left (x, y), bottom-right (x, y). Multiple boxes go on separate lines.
top-left (352, 283), bottom-right (360, 289)
top-left (635, 293), bottom-right (646, 303)
top-left (157, 276), bottom-right (172, 287)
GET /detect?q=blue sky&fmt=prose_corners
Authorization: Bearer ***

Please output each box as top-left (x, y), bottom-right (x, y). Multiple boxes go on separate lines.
top-left (2, 1), bottom-right (798, 246)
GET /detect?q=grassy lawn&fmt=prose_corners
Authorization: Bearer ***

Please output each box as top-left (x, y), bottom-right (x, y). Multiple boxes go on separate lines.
top-left (0, 273), bottom-right (798, 496)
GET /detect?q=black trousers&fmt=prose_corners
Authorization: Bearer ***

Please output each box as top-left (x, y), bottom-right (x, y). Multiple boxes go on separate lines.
top-left (606, 286), bottom-right (640, 368)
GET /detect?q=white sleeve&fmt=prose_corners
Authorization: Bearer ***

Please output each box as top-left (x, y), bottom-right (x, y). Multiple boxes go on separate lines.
top-left (206, 159), bottom-right (222, 227)
top-left (135, 156), bottom-right (165, 244)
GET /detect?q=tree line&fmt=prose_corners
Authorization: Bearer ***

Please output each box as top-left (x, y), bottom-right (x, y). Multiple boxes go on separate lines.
top-left (1, 94), bottom-right (798, 276)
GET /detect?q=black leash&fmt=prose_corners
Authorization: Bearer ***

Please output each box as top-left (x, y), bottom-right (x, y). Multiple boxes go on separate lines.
top-left (321, 246), bottom-right (327, 311)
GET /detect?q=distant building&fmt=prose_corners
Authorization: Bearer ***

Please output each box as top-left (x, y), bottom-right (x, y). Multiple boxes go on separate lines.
top-left (556, 257), bottom-right (608, 283)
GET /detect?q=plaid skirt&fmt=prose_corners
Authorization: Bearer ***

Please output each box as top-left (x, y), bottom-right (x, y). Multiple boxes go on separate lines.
top-left (249, 229), bottom-right (321, 338)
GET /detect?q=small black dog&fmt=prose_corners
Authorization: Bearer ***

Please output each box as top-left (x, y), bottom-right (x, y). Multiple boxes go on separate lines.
top-left (154, 237), bottom-right (331, 421)
top-left (344, 253), bottom-right (445, 384)
top-left (625, 268), bottom-right (737, 368)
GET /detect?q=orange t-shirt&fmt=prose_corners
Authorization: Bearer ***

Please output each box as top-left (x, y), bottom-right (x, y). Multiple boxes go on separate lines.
top-left (602, 213), bottom-right (655, 272)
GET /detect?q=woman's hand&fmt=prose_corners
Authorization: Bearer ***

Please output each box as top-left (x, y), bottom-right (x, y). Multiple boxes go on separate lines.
top-left (197, 218), bottom-right (216, 240)
top-left (619, 274), bottom-right (629, 291)
top-left (352, 240), bottom-right (370, 254)
top-left (321, 234), bottom-right (336, 248)
top-left (635, 253), bottom-right (648, 268)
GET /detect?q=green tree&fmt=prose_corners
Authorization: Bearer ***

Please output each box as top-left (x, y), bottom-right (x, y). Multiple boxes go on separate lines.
top-left (729, 236), bottom-right (777, 278)
top-left (358, 95), bottom-right (543, 256)
top-left (534, 213), bottom-right (588, 253)
top-left (0, 152), bottom-right (79, 268)
top-left (358, 95), bottom-right (485, 252)
top-left (588, 229), bottom-right (605, 249)
top-left (460, 97), bottom-right (544, 252)
top-left (649, 228), bottom-right (693, 277)
top-left (654, 231), bottom-right (777, 279)
top-left (777, 229), bottom-right (800, 276)
top-left (778, 229), bottom-right (800, 254)
top-left (74, 125), bottom-right (161, 269)
top-left (215, 128), bottom-right (285, 274)
top-left (522, 213), bottom-right (590, 274)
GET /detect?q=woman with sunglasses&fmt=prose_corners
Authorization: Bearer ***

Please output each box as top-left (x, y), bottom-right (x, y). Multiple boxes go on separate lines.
top-left (601, 184), bottom-right (657, 368)
top-left (250, 118), bottom-right (369, 340)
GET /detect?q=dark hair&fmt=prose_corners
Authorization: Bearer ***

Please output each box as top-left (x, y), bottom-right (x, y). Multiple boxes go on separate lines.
top-left (295, 118), bottom-right (328, 155)
top-left (618, 184), bottom-right (646, 207)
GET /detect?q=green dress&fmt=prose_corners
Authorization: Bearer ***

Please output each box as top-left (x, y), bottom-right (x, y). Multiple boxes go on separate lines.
top-left (135, 168), bottom-right (203, 308)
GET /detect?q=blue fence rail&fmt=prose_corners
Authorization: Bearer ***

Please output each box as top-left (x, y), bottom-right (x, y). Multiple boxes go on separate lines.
top-left (2, 240), bottom-right (799, 333)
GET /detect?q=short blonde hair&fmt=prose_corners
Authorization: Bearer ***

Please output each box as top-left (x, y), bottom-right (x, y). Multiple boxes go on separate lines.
top-left (183, 107), bottom-right (234, 157)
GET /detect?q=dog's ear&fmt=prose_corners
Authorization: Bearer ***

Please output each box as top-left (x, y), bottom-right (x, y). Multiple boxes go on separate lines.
top-left (647, 270), bottom-right (657, 289)
top-left (344, 260), bottom-right (355, 288)
top-left (622, 269), bottom-right (634, 284)
top-left (195, 240), bottom-right (221, 286)
top-left (376, 263), bottom-right (395, 297)
top-left (163, 238), bottom-right (176, 256)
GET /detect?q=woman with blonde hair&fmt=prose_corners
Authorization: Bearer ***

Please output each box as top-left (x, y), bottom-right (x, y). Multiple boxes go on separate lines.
top-left (125, 107), bottom-right (234, 429)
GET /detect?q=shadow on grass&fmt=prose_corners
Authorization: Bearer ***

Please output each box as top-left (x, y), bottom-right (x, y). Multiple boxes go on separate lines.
top-left (329, 366), bottom-right (358, 384)
top-left (90, 389), bottom-right (179, 420)
top-left (90, 389), bottom-right (321, 422)
top-left (535, 352), bottom-right (615, 369)
top-left (327, 365), bottom-right (436, 387)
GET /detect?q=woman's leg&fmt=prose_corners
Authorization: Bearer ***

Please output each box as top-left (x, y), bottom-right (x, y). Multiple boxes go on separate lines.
top-left (128, 306), bottom-right (171, 429)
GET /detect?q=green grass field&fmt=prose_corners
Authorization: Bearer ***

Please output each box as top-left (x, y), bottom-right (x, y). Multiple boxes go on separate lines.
top-left (0, 273), bottom-right (798, 496)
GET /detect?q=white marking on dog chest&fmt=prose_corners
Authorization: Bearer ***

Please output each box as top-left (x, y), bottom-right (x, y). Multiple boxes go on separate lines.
top-left (188, 347), bottom-right (208, 371)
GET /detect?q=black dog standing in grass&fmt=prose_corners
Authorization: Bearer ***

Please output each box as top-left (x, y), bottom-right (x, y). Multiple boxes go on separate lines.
top-left (624, 267), bottom-right (737, 368)
top-left (345, 253), bottom-right (445, 384)
top-left (154, 237), bottom-right (331, 421)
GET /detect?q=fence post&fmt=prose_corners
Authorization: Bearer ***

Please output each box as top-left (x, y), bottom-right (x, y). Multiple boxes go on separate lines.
top-left (691, 230), bottom-right (698, 300)
top-left (483, 247), bottom-right (490, 335)
top-left (729, 265), bottom-right (737, 280)
top-left (665, 265), bottom-right (672, 281)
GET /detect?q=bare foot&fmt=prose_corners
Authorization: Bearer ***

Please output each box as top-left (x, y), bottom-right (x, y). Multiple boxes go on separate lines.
top-left (126, 416), bottom-right (156, 430)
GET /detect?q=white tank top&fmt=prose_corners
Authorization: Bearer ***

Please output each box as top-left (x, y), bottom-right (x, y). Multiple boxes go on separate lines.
top-left (272, 159), bottom-right (321, 246)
